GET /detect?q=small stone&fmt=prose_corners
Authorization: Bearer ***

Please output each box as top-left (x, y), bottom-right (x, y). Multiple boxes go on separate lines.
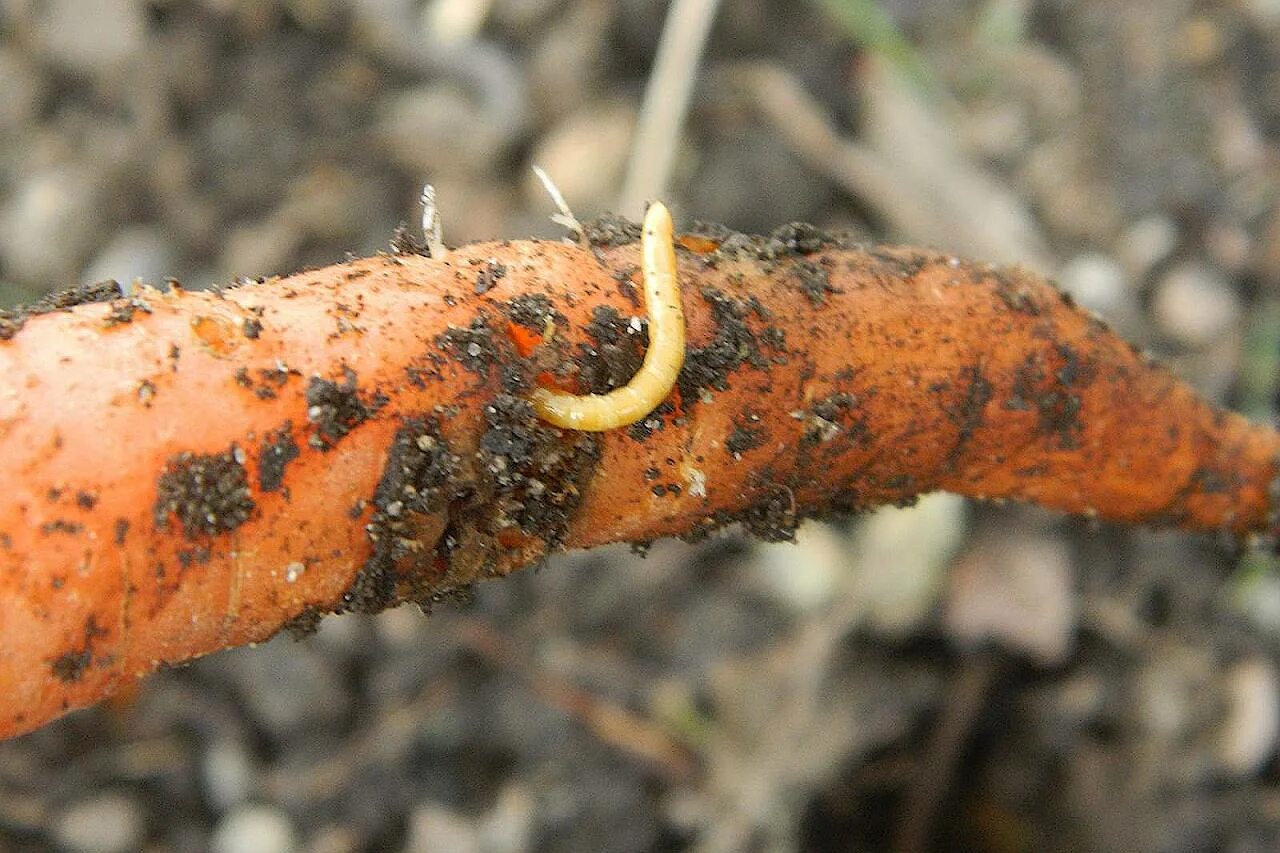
top-left (404, 803), bottom-right (482, 853)
top-left (35, 0), bottom-right (146, 75)
top-left (852, 493), bottom-right (966, 638)
top-left (1057, 252), bottom-right (1127, 317)
top-left (750, 521), bottom-right (845, 612)
top-left (944, 530), bottom-right (1075, 665)
top-left (1242, 0), bottom-right (1280, 25)
top-left (525, 1), bottom-right (609, 116)
top-left (0, 165), bottom-right (104, 287)
top-left (51, 792), bottom-right (145, 853)
top-left (525, 101), bottom-right (636, 215)
top-left (1152, 261), bottom-right (1241, 348)
top-left (1217, 656), bottom-right (1280, 776)
top-left (1117, 214), bottom-right (1178, 280)
top-left (478, 785), bottom-right (535, 853)
top-left (373, 603), bottom-right (429, 648)
top-left (0, 49), bottom-right (44, 131)
top-left (378, 85), bottom-right (508, 177)
top-left (1136, 646), bottom-right (1212, 739)
top-left (202, 740), bottom-right (255, 811)
top-left (211, 805), bottom-right (298, 853)
top-left (421, 0), bottom-right (489, 43)
top-left (309, 611), bottom-right (364, 655)
top-left (1205, 221), bottom-right (1254, 274)
top-left (209, 634), bottom-right (348, 736)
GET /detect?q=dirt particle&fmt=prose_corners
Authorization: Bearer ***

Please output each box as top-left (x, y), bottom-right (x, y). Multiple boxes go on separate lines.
top-left (677, 287), bottom-right (768, 403)
top-left (583, 213), bottom-right (642, 246)
top-left (578, 305), bottom-right (647, 394)
top-left (258, 423), bottom-right (300, 492)
top-left (687, 482), bottom-right (800, 544)
top-left (41, 519), bottom-right (83, 535)
top-left (741, 486), bottom-right (799, 542)
top-left (793, 260), bottom-right (839, 306)
top-left (474, 258), bottom-right (507, 294)
top-left (237, 365), bottom-right (293, 400)
top-left (945, 365), bottom-right (994, 468)
top-left (726, 411), bottom-right (768, 457)
top-left (75, 491), bottom-right (97, 510)
top-left (49, 616), bottom-right (107, 684)
top-left (306, 367), bottom-right (377, 450)
top-left (474, 394), bottom-right (600, 544)
top-left (281, 606), bottom-right (325, 639)
top-left (344, 417), bottom-right (465, 613)
top-left (991, 267), bottom-right (1044, 315)
top-left (404, 364), bottom-right (442, 388)
top-left (50, 649), bottom-right (90, 683)
top-left (242, 316), bottom-right (263, 339)
top-left (114, 518), bottom-right (129, 545)
top-left (868, 247), bottom-right (932, 279)
top-left (177, 546), bottom-right (211, 568)
top-left (504, 293), bottom-right (558, 332)
top-left (627, 402), bottom-right (673, 442)
top-left (103, 296), bottom-right (153, 327)
top-left (613, 266), bottom-right (641, 307)
top-left (348, 394), bottom-right (601, 614)
top-left (762, 222), bottom-right (841, 258)
top-left (1005, 351), bottom-right (1088, 450)
top-left (0, 279), bottom-right (123, 341)
top-left (800, 393), bottom-right (867, 448)
top-left (437, 316), bottom-right (498, 377)
top-left (154, 447), bottom-right (255, 539)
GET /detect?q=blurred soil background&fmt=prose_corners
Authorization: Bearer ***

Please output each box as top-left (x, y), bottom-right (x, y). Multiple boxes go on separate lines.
top-left (4, 0), bottom-right (1280, 850)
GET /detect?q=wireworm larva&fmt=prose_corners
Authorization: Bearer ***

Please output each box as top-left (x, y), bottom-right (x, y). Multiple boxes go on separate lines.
top-left (529, 201), bottom-right (685, 431)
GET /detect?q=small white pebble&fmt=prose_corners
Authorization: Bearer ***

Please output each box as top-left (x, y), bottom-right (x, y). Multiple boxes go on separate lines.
top-left (52, 793), bottom-right (145, 853)
top-left (1218, 656), bottom-right (1280, 775)
top-left (1057, 253), bottom-right (1127, 317)
top-left (1152, 261), bottom-right (1241, 348)
top-left (202, 740), bottom-right (255, 810)
top-left (1118, 215), bottom-right (1178, 280)
top-left (211, 805), bottom-right (298, 853)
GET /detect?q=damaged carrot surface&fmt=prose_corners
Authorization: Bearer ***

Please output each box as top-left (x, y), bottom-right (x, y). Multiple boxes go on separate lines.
top-left (1, 216), bottom-right (1278, 739)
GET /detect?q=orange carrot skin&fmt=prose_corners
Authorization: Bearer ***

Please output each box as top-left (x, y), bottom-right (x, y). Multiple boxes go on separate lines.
top-left (1, 231), bottom-right (1276, 740)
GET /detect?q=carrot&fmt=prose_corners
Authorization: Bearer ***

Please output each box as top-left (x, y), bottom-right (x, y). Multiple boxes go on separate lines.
top-left (0, 219), bottom-right (1276, 740)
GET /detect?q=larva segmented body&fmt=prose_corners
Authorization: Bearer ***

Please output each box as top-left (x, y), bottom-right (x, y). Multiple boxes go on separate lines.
top-left (530, 202), bottom-right (685, 431)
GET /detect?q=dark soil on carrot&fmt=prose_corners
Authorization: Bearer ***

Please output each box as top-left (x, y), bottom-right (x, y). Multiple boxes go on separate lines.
top-left (4, 2), bottom-right (1280, 852)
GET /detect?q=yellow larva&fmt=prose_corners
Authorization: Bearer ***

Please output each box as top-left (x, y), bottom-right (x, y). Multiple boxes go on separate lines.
top-left (530, 201), bottom-right (685, 431)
